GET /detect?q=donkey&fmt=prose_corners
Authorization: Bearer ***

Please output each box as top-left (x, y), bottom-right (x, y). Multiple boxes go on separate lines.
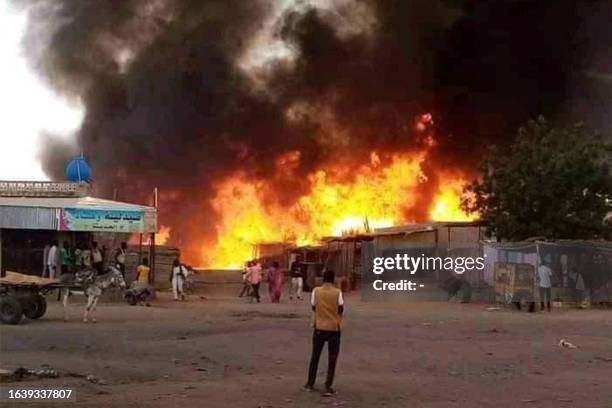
top-left (61, 266), bottom-right (126, 323)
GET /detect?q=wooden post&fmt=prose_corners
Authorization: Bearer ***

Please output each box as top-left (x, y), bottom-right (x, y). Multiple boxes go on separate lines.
top-left (351, 239), bottom-right (356, 291)
top-left (149, 187), bottom-right (158, 284)
top-left (149, 233), bottom-right (156, 284)
top-left (138, 234), bottom-right (143, 264)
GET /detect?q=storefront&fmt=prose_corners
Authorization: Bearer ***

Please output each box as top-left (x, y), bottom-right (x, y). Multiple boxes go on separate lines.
top-left (0, 182), bottom-right (157, 277)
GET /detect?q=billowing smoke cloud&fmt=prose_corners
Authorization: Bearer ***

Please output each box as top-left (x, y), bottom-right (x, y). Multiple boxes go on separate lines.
top-left (14, 0), bottom-right (611, 261)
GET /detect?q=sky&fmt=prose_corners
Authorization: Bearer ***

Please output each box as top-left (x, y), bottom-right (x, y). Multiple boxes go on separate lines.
top-left (0, 0), bottom-right (83, 181)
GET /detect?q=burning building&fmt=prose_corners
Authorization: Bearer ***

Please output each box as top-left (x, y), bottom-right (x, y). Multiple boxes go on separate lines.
top-left (16, 0), bottom-right (611, 268)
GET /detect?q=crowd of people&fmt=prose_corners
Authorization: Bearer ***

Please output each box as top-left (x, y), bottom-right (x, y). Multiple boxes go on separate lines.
top-left (240, 255), bottom-right (307, 304)
top-left (42, 240), bottom-right (110, 279)
top-left (41, 239), bottom-right (193, 304)
top-left (42, 241), bottom-right (345, 395)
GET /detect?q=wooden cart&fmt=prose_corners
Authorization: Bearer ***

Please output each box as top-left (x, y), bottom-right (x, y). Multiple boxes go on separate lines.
top-left (0, 272), bottom-right (60, 325)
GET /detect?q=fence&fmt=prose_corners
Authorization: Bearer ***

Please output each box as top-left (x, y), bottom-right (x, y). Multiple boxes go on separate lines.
top-left (360, 239), bottom-right (612, 304)
top-left (484, 241), bottom-right (612, 306)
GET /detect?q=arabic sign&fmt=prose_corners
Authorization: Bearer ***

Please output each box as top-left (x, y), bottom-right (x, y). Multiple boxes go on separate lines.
top-left (59, 208), bottom-right (153, 233)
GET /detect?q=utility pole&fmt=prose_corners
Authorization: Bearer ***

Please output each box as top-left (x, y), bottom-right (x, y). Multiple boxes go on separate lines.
top-left (149, 187), bottom-right (158, 284)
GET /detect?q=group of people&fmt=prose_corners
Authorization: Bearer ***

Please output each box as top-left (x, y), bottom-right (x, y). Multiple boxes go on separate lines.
top-left (42, 240), bottom-right (106, 279)
top-left (43, 239), bottom-right (345, 395)
top-left (239, 255), bottom-right (306, 303)
top-left (240, 258), bottom-right (345, 395)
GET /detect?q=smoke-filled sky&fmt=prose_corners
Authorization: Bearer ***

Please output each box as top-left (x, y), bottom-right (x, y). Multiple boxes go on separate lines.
top-left (3, 0), bottom-right (611, 259)
top-left (0, 0), bottom-right (83, 180)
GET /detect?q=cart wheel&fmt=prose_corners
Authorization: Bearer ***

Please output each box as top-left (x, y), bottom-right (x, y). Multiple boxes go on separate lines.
top-left (22, 294), bottom-right (47, 319)
top-left (125, 293), bottom-right (138, 306)
top-left (0, 296), bottom-right (23, 325)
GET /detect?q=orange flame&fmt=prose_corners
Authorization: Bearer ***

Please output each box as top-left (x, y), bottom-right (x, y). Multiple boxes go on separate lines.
top-left (429, 177), bottom-right (476, 222)
top-left (129, 225), bottom-right (171, 246)
top-left (203, 150), bottom-right (475, 268)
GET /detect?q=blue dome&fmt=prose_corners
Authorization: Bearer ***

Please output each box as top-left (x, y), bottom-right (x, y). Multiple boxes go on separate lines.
top-left (65, 158), bottom-right (92, 183)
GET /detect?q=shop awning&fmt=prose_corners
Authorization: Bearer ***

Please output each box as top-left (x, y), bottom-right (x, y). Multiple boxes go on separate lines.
top-left (0, 196), bottom-right (157, 233)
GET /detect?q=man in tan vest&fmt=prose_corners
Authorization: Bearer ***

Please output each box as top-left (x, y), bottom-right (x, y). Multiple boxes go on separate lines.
top-left (304, 270), bottom-right (344, 396)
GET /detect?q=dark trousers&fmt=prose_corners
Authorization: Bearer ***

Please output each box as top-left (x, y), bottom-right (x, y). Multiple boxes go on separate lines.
top-left (539, 287), bottom-right (551, 310)
top-left (239, 282), bottom-right (251, 297)
top-left (251, 283), bottom-right (260, 302)
top-left (307, 330), bottom-right (341, 388)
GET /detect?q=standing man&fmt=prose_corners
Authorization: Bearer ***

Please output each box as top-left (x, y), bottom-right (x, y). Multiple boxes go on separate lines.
top-left (170, 258), bottom-right (188, 301)
top-left (135, 257), bottom-right (153, 306)
top-left (290, 255), bottom-right (304, 300)
top-left (47, 240), bottom-right (59, 279)
top-left (245, 260), bottom-right (263, 303)
top-left (137, 258), bottom-right (151, 285)
top-left (73, 244), bottom-right (83, 272)
top-left (91, 241), bottom-right (103, 275)
top-left (81, 244), bottom-right (92, 269)
top-left (305, 270), bottom-right (344, 396)
top-left (58, 241), bottom-right (70, 276)
top-left (537, 260), bottom-right (553, 312)
top-left (42, 242), bottom-right (50, 277)
top-left (239, 261), bottom-right (252, 298)
top-left (115, 242), bottom-right (127, 278)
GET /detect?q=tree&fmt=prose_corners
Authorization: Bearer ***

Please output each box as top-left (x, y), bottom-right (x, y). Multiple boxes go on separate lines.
top-left (462, 117), bottom-right (612, 240)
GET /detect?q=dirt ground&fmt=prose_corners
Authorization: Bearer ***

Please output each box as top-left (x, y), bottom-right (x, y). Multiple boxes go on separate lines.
top-left (1, 288), bottom-right (611, 408)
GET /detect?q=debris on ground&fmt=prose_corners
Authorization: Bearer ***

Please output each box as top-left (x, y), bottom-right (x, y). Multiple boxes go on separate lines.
top-left (519, 399), bottom-right (537, 403)
top-left (558, 339), bottom-right (578, 349)
top-left (13, 367), bottom-right (58, 380)
top-left (86, 374), bottom-right (102, 384)
top-left (486, 307), bottom-right (501, 311)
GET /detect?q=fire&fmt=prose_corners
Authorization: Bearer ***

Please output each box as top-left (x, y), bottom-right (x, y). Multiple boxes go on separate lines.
top-left (156, 225), bottom-right (171, 245)
top-left (429, 178), bottom-right (476, 222)
top-left (204, 150), bottom-right (476, 268)
top-left (129, 225), bottom-right (171, 246)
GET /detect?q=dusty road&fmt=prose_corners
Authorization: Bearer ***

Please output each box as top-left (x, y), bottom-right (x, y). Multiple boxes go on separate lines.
top-left (1, 290), bottom-right (611, 408)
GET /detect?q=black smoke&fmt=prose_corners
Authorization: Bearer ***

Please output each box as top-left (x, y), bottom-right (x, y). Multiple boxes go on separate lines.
top-left (15, 0), bottom-right (611, 261)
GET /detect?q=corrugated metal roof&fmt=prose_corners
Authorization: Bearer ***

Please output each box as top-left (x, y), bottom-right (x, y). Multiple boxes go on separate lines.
top-left (0, 206), bottom-right (57, 230)
top-left (0, 196), bottom-right (155, 212)
top-left (374, 221), bottom-right (483, 235)
top-left (0, 196), bottom-right (156, 232)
